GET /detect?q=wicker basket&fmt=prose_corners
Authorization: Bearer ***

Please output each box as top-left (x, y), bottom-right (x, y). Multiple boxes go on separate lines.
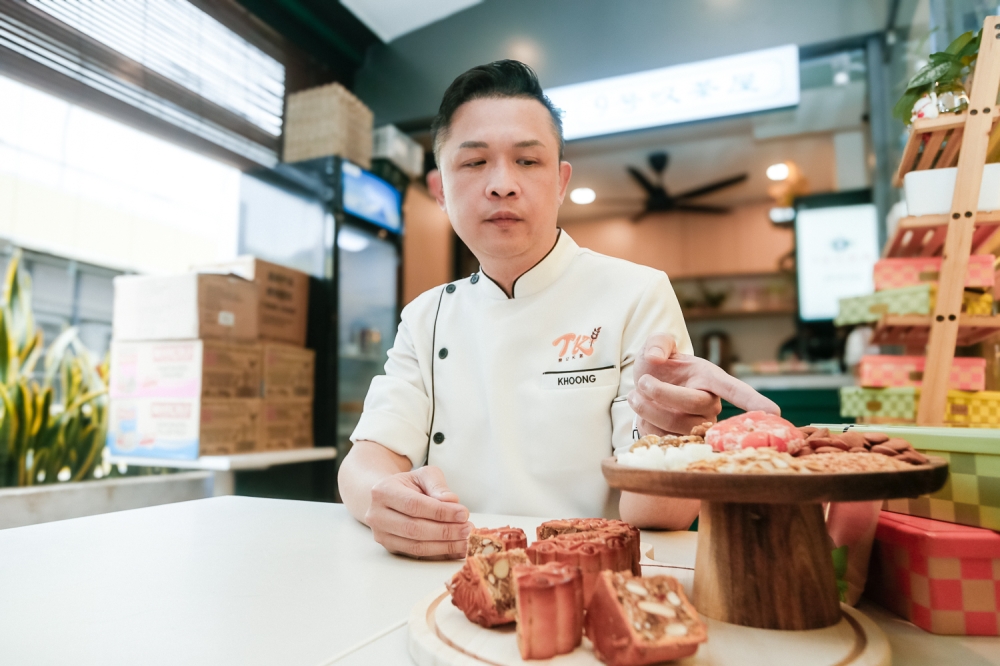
top-left (283, 82), bottom-right (373, 167)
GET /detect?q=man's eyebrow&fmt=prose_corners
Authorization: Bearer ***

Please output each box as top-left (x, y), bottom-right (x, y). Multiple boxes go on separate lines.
top-left (514, 140), bottom-right (544, 148)
top-left (458, 141), bottom-right (489, 149)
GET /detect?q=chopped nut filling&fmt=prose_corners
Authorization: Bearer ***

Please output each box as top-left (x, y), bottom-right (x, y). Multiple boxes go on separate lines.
top-left (611, 573), bottom-right (698, 643)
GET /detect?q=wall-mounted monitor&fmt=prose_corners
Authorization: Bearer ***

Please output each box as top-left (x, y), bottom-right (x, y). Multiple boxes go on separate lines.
top-left (341, 161), bottom-right (402, 233)
top-left (794, 194), bottom-right (879, 322)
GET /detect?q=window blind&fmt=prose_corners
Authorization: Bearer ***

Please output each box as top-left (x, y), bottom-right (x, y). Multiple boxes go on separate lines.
top-left (0, 0), bottom-right (285, 168)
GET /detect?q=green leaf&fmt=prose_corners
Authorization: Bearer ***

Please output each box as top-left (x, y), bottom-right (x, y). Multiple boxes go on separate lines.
top-left (894, 88), bottom-right (925, 123)
top-left (945, 30), bottom-right (975, 55)
top-left (907, 61), bottom-right (957, 89)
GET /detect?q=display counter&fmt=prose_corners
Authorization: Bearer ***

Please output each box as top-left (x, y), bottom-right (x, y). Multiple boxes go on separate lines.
top-left (720, 374), bottom-right (852, 426)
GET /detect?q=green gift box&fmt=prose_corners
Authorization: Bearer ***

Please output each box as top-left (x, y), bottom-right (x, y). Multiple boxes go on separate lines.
top-left (840, 386), bottom-right (917, 420)
top-left (835, 285), bottom-right (932, 326)
top-left (814, 423), bottom-right (1000, 531)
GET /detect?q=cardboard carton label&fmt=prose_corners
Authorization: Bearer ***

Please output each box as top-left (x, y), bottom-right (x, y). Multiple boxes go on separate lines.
top-left (110, 341), bottom-right (262, 400)
top-left (262, 343), bottom-right (315, 399)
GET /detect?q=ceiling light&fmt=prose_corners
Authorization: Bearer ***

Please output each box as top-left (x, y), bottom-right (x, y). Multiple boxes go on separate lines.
top-left (766, 163), bottom-right (790, 181)
top-left (833, 71), bottom-right (850, 86)
top-left (338, 227), bottom-right (370, 252)
top-left (570, 187), bottom-right (596, 204)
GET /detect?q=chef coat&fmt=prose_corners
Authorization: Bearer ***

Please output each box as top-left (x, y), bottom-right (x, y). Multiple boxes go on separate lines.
top-left (350, 230), bottom-right (692, 518)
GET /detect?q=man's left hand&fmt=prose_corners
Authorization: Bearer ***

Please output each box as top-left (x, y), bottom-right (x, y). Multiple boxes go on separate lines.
top-left (627, 333), bottom-right (780, 436)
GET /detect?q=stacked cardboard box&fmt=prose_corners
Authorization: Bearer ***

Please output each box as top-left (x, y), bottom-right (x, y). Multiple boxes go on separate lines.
top-left (283, 82), bottom-right (373, 167)
top-left (107, 260), bottom-right (315, 459)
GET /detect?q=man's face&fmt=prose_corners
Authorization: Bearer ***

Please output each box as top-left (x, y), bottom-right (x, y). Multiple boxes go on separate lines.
top-left (429, 97), bottom-right (572, 264)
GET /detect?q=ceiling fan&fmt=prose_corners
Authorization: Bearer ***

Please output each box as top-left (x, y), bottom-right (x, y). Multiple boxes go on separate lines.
top-left (610, 151), bottom-right (748, 222)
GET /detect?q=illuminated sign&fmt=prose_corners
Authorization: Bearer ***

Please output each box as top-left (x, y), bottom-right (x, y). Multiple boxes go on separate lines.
top-left (546, 45), bottom-right (800, 140)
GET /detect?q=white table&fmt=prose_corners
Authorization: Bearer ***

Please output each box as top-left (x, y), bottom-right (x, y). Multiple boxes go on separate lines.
top-left (108, 447), bottom-right (337, 495)
top-left (0, 497), bottom-right (997, 665)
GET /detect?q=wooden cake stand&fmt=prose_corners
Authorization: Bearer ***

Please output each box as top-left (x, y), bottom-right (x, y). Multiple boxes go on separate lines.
top-left (602, 457), bottom-right (949, 631)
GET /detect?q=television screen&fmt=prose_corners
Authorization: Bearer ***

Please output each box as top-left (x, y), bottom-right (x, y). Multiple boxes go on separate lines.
top-left (341, 161), bottom-right (402, 232)
top-left (795, 203), bottom-right (879, 322)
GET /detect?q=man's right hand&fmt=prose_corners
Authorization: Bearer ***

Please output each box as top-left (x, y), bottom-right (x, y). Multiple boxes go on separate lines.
top-left (364, 465), bottom-right (473, 560)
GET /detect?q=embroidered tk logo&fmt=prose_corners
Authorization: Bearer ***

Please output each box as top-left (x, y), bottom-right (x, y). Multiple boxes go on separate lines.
top-left (553, 327), bottom-right (601, 362)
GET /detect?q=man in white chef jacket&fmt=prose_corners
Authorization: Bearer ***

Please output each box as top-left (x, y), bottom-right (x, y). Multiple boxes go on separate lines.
top-left (339, 60), bottom-right (778, 559)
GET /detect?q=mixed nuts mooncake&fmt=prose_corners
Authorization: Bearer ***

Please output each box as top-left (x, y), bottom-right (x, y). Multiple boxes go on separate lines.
top-left (513, 561), bottom-right (584, 660)
top-left (446, 549), bottom-right (530, 627)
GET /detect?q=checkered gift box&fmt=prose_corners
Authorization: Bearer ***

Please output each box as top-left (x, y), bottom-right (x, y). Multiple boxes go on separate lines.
top-left (836, 284), bottom-right (993, 326)
top-left (859, 355), bottom-right (986, 391)
top-left (814, 425), bottom-right (1000, 531)
top-left (873, 255), bottom-right (995, 290)
top-left (946, 391), bottom-right (1000, 427)
top-left (836, 285), bottom-right (932, 326)
top-left (867, 511), bottom-right (1000, 635)
top-left (840, 386), bottom-right (917, 420)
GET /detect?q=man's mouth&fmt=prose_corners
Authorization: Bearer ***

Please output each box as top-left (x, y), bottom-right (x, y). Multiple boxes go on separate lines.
top-left (486, 212), bottom-right (523, 222)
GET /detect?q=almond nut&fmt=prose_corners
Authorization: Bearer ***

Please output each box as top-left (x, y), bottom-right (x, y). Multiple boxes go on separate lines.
top-left (870, 444), bottom-right (897, 456)
top-left (808, 428), bottom-right (830, 440)
top-left (863, 432), bottom-right (889, 444)
top-left (666, 591), bottom-right (682, 606)
top-left (625, 581), bottom-right (649, 597)
top-left (481, 538), bottom-right (492, 545)
top-left (488, 574), bottom-right (496, 584)
top-left (840, 431), bottom-right (867, 448)
top-left (492, 558), bottom-right (510, 579)
top-left (884, 438), bottom-right (912, 452)
top-left (815, 446), bottom-right (845, 454)
top-left (666, 623), bottom-right (689, 636)
top-left (637, 601), bottom-right (676, 619)
top-left (482, 545), bottom-right (496, 556)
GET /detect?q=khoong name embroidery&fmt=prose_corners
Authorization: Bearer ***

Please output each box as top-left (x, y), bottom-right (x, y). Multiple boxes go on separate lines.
top-left (557, 374), bottom-right (597, 386)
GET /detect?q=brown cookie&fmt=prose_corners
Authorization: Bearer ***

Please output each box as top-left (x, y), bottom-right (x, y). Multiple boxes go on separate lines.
top-left (814, 446), bottom-right (846, 454)
top-left (807, 428), bottom-right (830, 440)
top-left (870, 444), bottom-right (898, 456)
top-left (863, 432), bottom-right (889, 444)
top-left (840, 431), bottom-right (868, 449)
top-left (884, 438), bottom-right (912, 453)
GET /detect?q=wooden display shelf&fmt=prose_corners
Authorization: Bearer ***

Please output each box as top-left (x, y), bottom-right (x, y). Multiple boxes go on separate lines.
top-left (869, 314), bottom-right (1000, 346)
top-left (893, 112), bottom-right (1000, 186)
top-left (882, 211), bottom-right (1000, 257)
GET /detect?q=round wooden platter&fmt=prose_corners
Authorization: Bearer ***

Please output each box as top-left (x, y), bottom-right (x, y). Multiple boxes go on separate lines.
top-left (407, 589), bottom-right (890, 666)
top-left (601, 456), bottom-right (949, 504)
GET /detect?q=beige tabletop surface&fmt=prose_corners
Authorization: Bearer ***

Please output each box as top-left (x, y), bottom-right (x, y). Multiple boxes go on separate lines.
top-left (0, 496), bottom-right (997, 665)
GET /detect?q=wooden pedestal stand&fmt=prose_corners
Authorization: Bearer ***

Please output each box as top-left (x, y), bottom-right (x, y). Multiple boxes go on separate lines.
top-left (602, 457), bottom-right (948, 631)
top-left (884, 16), bottom-right (1000, 424)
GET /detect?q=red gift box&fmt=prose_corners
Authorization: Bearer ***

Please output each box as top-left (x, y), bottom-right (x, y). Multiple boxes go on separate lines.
top-left (867, 511), bottom-right (1000, 635)
top-left (873, 255), bottom-right (995, 291)
top-left (858, 355), bottom-right (986, 391)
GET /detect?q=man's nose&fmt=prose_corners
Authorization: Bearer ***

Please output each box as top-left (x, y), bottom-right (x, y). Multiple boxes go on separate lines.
top-left (485, 162), bottom-right (519, 199)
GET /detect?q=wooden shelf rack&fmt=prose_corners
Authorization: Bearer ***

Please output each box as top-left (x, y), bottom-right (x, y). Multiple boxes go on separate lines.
top-left (878, 15), bottom-right (1000, 425)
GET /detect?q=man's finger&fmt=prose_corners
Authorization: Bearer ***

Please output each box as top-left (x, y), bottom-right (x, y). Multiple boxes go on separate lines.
top-left (696, 365), bottom-right (780, 415)
top-left (373, 508), bottom-right (473, 542)
top-left (413, 466), bottom-right (460, 502)
top-left (378, 483), bottom-right (469, 523)
top-left (628, 388), bottom-right (721, 434)
top-left (634, 375), bottom-right (720, 415)
top-left (376, 533), bottom-right (468, 559)
top-left (640, 333), bottom-right (678, 364)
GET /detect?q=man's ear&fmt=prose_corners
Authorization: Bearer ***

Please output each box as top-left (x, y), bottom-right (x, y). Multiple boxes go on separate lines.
top-left (556, 161), bottom-right (573, 204)
top-left (426, 169), bottom-right (447, 211)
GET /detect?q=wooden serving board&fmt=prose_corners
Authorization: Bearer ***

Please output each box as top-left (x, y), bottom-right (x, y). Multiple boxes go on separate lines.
top-left (601, 456), bottom-right (949, 504)
top-left (408, 589), bottom-right (890, 666)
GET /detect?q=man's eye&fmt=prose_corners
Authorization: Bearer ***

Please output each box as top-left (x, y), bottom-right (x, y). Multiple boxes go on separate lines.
top-left (518, 159), bottom-right (537, 166)
top-left (464, 160), bottom-right (485, 167)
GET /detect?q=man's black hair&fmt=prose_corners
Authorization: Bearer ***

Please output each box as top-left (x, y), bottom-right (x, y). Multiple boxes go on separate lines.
top-left (431, 59), bottom-right (564, 162)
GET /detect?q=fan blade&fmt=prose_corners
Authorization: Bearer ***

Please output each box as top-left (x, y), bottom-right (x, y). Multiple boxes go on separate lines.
top-left (674, 203), bottom-right (731, 214)
top-left (673, 173), bottom-right (748, 200)
top-left (626, 166), bottom-right (660, 196)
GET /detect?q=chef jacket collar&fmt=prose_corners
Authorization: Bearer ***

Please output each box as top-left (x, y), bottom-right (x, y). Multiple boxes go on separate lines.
top-left (478, 229), bottom-right (577, 300)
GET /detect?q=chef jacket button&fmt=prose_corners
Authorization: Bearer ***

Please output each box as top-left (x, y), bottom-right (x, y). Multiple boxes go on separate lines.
top-left (438, 348), bottom-right (448, 359)
top-left (470, 274), bottom-right (479, 284)
top-left (433, 432), bottom-right (445, 444)
top-left (445, 284), bottom-right (456, 294)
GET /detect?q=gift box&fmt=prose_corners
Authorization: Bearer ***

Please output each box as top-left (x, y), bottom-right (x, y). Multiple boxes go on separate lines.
top-left (873, 255), bottom-right (995, 291)
top-left (835, 284), bottom-right (993, 326)
top-left (814, 424), bottom-right (1000, 532)
top-left (858, 355), bottom-right (986, 391)
top-left (840, 387), bottom-right (1000, 426)
top-left (867, 511), bottom-right (1000, 635)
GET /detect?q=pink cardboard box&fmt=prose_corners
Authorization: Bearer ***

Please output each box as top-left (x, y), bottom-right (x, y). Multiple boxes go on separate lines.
top-left (867, 511), bottom-right (1000, 635)
top-left (873, 255), bottom-right (995, 291)
top-left (859, 355), bottom-right (986, 391)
